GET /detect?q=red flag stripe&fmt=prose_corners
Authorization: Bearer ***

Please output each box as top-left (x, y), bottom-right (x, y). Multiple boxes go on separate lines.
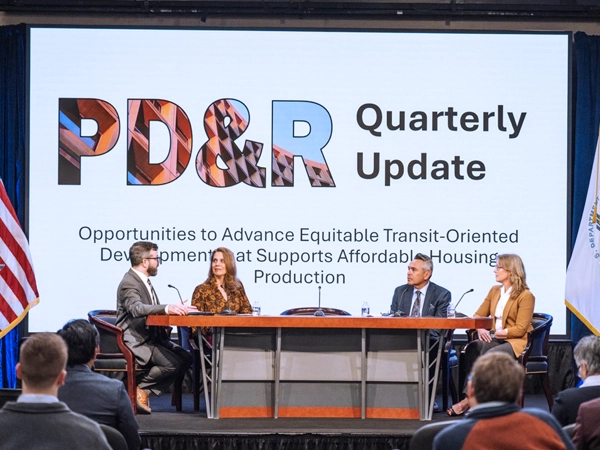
top-left (0, 221), bottom-right (38, 297)
top-left (0, 262), bottom-right (30, 310)
top-left (0, 178), bottom-right (39, 338)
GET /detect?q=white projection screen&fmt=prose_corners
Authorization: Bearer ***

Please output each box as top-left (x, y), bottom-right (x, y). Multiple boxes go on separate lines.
top-left (27, 27), bottom-right (571, 334)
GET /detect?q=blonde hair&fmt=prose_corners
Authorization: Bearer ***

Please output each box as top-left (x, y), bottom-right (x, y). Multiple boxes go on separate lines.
top-left (497, 253), bottom-right (528, 298)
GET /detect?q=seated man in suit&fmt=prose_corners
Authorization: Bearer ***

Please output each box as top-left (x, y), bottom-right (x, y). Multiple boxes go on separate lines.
top-left (58, 319), bottom-right (141, 450)
top-left (117, 240), bottom-right (196, 414)
top-left (552, 335), bottom-right (600, 426)
top-left (390, 253), bottom-right (450, 319)
top-left (433, 352), bottom-right (574, 450)
top-left (572, 396), bottom-right (600, 450)
top-left (391, 253), bottom-right (451, 410)
top-left (0, 333), bottom-right (111, 449)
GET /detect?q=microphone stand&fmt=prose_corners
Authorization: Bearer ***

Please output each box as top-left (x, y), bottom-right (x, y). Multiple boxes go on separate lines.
top-left (314, 286), bottom-right (325, 316)
top-left (168, 284), bottom-right (184, 304)
top-left (454, 288), bottom-right (474, 316)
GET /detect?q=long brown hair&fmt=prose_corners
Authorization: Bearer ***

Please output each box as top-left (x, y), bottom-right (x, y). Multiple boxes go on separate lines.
top-left (206, 247), bottom-right (241, 291)
top-left (497, 253), bottom-right (528, 298)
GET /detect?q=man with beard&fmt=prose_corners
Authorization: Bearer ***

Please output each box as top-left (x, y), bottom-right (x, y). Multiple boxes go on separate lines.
top-left (116, 241), bottom-right (196, 414)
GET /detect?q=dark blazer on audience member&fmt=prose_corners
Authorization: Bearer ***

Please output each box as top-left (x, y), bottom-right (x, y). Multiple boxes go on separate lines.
top-left (573, 396), bottom-right (600, 450)
top-left (58, 364), bottom-right (141, 450)
top-left (552, 386), bottom-right (600, 426)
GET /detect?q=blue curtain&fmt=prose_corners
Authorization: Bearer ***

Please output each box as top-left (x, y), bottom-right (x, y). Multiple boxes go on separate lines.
top-left (571, 32), bottom-right (600, 341)
top-left (0, 24), bottom-right (26, 388)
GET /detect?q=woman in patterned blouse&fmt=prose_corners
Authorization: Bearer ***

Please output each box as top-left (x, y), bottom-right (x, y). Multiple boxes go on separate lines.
top-left (191, 247), bottom-right (252, 317)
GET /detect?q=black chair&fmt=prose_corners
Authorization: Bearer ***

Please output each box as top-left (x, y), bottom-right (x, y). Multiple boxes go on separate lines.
top-left (88, 310), bottom-right (142, 414)
top-left (280, 307), bottom-right (351, 316)
top-left (88, 309), bottom-right (186, 414)
top-left (0, 388), bottom-right (21, 408)
top-left (409, 420), bottom-right (461, 450)
top-left (99, 424), bottom-right (128, 450)
top-left (459, 312), bottom-right (554, 409)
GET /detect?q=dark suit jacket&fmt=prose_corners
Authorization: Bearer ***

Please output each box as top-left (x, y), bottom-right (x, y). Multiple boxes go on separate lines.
top-left (58, 364), bottom-right (140, 450)
top-left (573, 396), bottom-right (600, 450)
top-left (552, 385), bottom-right (600, 426)
top-left (390, 281), bottom-right (450, 318)
top-left (116, 268), bottom-right (169, 366)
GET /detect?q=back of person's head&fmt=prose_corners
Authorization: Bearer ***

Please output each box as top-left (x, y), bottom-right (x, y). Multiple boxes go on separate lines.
top-left (574, 335), bottom-right (600, 375)
top-left (57, 319), bottom-right (100, 366)
top-left (129, 241), bottom-right (158, 266)
top-left (471, 352), bottom-right (524, 404)
top-left (19, 333), bottom-right (68, 390)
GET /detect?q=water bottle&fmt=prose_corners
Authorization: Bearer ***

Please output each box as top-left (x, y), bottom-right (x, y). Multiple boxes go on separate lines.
top-left (447, 302), bottom-right (456, 318)
top-left (361, 301), bottom-right (370, 316)
top-left (252, 301), bottom-right (261, 316)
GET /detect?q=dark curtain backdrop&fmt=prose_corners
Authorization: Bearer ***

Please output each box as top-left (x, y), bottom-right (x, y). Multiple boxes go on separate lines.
top-left (0, 24), bottom-right (26, 388)
top-left (0, 26), bottom-right (598, 387)
top-left (571, 32), bottom-right (600, 342)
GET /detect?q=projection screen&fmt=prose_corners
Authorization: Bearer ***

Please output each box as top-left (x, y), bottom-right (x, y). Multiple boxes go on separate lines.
top-left (27, 27), bottom-right (570, 333)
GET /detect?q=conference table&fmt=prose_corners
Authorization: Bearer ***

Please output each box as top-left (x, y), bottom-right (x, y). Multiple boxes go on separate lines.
top-left (146, 314), bottom-right (491, 421)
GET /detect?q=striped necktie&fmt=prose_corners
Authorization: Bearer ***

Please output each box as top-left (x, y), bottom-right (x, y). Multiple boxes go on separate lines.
top-left (147, 279), bottom-right (158, 305)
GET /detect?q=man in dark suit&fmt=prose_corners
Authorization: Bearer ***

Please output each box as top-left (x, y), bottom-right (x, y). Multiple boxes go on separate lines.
top-left (390, 252), bottom-right (451, 324)
top-left (552, 335), bottom-right (600, 426)
top-left (572, 396), bottom-right (600, 450)
top-left (116, 241), bottom-right (196, 414)
top-left (58, 319), bottom-right (140, 450)
top-left (390, 253), bottom-right (451, 411)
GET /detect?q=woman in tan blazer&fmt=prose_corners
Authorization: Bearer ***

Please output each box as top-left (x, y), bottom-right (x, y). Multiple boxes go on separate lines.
top-left (447, 253), bottom-right (535, 416)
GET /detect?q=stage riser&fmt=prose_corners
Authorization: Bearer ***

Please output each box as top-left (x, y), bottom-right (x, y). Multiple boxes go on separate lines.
top-left (140, 434), bottom-right (411, 450)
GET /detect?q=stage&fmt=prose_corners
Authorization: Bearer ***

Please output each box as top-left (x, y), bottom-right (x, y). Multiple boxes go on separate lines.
top-left (137, 393), bottom-right (551, 450)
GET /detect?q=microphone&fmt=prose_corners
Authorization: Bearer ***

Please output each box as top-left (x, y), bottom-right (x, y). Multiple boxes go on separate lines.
top-left (455, 288), bottom-right (474, 310)
top-left (314, 286), bottom-right (325, 316)
top-left (168, 284), bottom-right (184, 304)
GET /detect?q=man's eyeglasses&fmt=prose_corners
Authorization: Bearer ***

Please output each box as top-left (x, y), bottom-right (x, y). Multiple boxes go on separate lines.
top-left (144, 257), bottom-right (162, 263)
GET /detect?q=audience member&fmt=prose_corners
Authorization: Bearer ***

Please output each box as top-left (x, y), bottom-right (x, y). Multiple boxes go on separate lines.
top-left (433, 352), bottom-right (574, 450)
top-left (58, 319), bottom-right (141, 450)
top-left (0, 333), bottom-right (111, 449)
top-left (552, 335), bottom-right (600, 426)
top-left (116, 241), bottom-right (195, 414)
top-left (572, 396), bottom-right (600, 450)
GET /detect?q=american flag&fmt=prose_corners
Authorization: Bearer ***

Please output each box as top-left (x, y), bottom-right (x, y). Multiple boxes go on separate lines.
top-left (0, 179), bottom-right (39, 338)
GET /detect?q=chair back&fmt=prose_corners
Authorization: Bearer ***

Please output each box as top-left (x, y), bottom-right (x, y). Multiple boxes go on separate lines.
top-left (88, 309), bottom-right (139, 414)
top-left (99, 424), bottom-right (128, 450)
top-left (88, 310), bottom-right (132, 370)
top-left (519, 312), bottom-right (553, 371)
top-left (0, 388), bottom-right (21, 408)
top-left (409, 420), bottom-right (461, 450)
top-left (280, 307), bottom-right (351, 316)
